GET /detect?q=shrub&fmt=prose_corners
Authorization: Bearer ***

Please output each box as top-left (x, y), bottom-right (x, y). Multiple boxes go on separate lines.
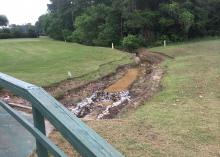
top-left (0, 25), bottom-right (39, 39)
top-left (122, 35), bottom-right (143, 53)
top-left (0, 32), bottom-right (11, 39)
top-left (170, 34), bottom-right (184, 42)
top-left (62, 29), bottom-right (73, 42)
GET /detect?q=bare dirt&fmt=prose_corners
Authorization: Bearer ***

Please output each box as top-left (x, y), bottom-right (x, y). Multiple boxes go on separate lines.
top-left (105, 68), bottom-right (139, 92)
top-left (0, 49), bottom-right (170, 118)
top-left (0, 49), bottom-right (173, 157)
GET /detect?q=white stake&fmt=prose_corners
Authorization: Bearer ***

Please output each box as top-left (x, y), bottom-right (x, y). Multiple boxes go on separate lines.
top-left (68, 71), bottom-right (72, 78)
top-left (164, 40), bottom-right (167, 47)
top-left (112, 43), bottom-right (114, 49)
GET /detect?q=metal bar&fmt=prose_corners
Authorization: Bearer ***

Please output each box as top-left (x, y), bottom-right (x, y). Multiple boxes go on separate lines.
top-left (0, 100), bottom-right (67, 157)
top-left (32, 107), bottom-right (48, 157)
top-left (0, 72), bottom-right (124, 157)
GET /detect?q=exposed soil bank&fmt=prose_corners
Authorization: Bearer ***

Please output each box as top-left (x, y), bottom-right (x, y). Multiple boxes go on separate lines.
top-left (0, 49), bottom-right (172, 157)
top-left (0, 49), bottom-right (170, 119)
top-left (56, 49), bottom-right (169, 120)
top-left (49, 50), bottom-right (170, 157)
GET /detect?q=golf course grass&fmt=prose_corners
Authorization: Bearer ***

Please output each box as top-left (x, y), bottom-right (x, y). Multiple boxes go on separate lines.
top-left (1, 37), bottom-right (219, 156)
top-left (87, 38), bottom-right (220, 157)
top-left (0, 37), bottom-right (132, 86)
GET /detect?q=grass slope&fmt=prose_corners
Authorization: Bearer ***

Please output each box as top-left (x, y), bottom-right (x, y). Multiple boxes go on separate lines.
top-left (88, 39), bottom-right (220, 157)
top-left (0, 38), bottom-right (131, 86)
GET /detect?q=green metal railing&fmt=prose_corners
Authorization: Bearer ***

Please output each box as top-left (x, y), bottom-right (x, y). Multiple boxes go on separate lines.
top-left (0, 73), bottom-right (124, 157)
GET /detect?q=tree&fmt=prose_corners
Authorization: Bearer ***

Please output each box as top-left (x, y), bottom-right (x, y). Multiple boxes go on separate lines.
top-left (0, 24), bottom-right (38, 39)
top-left (46, 17), bottom-right (63, 40)
top-left (122, 35), bottom-right (143, 52)
top-left (206, 0), bottom-right (220, 35)
top-left (72, 4), bottom-right (114, 46)
top-left (0, 15), bottom-right (8, 26)
top-left (35, 0), bottom-right (220, 47)
top-left (179, 10), bottom-right (194, 38)
top-left (35, 14), bottom-right (51, 35)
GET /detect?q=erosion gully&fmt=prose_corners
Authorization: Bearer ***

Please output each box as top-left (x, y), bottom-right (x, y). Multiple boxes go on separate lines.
top-left (0, 50), bottom-right (172, 130)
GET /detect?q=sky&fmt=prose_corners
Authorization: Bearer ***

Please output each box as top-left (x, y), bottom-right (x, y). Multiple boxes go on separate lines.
top-left (0, 0), bottom-right (50, 25)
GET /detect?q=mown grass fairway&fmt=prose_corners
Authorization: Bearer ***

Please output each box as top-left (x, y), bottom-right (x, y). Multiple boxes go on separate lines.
top-left (0, 38), bottom-right (131, 86)
top-left (87, 39), bottom-right (220, 157)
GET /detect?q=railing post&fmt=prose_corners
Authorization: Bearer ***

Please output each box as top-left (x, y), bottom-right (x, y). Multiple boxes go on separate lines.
top-left (0, 73), bottom-right (124, 157)
top-left (32, 107), bottom-right (48, 157)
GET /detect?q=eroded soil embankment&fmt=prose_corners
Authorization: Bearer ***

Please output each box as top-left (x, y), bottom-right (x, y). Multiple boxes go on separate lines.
top-left (69, 68), bottom-right (140, 119)
top-left (0, 50), bottom-right (170, 120)
top-left (0, 61), bottom-right (132, 113)
top-left (56, 50), bottom-right (168, 120)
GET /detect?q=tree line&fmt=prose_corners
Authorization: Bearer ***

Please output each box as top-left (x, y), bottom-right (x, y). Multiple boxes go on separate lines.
top-left (0, 15), bottom-right (38, 39)
top-left (36, 0), bottom-right (220, 49)
top-left (1, 0), bottom-right (220, 49)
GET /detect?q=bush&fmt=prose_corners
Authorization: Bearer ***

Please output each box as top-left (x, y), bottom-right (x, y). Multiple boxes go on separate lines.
top-left (0, 32), bottom-right (11, 39)
top-left (122, 35), bottom-right (143, 53)
top-left (0, 25), bottom-right (39, 39)
top-left (159, 35), bottom-right (170, 42)
top-left (170, 34), bottom-right (184, 42)
top-left (62, 29), bottom-right (73, 42)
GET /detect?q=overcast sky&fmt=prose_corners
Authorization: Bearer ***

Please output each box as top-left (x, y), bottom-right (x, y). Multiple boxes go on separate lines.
top-left (0, 0), bottom-right (50, 25)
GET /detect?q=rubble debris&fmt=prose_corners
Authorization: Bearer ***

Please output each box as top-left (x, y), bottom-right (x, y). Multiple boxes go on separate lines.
top-left (0, 94), bottom-right (31, 112)
top-left (0, 50), bottom-right (167, 120)
top-left (71, 91), bottom-right (131, 118)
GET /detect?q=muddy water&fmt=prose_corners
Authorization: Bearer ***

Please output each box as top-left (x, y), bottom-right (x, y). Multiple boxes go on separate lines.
top-left (105, 68), bottom-right (139, 92)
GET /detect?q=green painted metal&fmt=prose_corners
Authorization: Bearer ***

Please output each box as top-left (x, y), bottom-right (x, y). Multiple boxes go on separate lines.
top-left (0, 73), bottom-right (124, 157)
top-left (0, 100), bottom-right (67, 157)
top-left (32, 107), bottom-right (49, 157)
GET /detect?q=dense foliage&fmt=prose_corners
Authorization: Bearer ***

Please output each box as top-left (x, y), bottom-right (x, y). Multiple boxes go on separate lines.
top-left (122, 35), bottom-right (143, 52)
top-left (0, 15), bottom-right (38, 39)
top-left (0, 15), bottom-right (8, 26)
top-left (0, 24), bottom-right (38, 39)
top-left (36, 0), bottom-right (220, 48)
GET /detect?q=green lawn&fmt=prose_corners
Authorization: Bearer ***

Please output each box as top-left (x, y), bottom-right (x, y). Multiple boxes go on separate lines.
top-left (89, 39), bottom-right (220, 157)
top-left (1, 37), bottom-right (220, 156)
top-left (0, 38), bottom-right (131, 86)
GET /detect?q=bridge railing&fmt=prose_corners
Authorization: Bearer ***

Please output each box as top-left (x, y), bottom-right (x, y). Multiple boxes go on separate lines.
top-left (0, 73), bottom-right (124, 157)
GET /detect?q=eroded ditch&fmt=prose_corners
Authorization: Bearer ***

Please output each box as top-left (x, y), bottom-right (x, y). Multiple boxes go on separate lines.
top-left (70, 68), bottom-right (139, 120)
top-left (0, 50), bottom-right (170, 121)
top-left (0, 50), bottom-right (172, 156)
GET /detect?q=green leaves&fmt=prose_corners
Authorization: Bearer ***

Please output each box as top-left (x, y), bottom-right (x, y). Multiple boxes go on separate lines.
top-left (179, 10), bottom-right (194, 34)
top-left (72, 4), bottom-right (118, 46)
top-left (122, 35), bottom-right (143, 53)
top-left (35, 0), bottom-right (220, 47)
top-left (0, 15), bottom-right (8, 26)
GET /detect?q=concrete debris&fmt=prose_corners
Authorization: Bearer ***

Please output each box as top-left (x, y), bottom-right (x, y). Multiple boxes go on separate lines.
top-left (2, 95), bottom-right (10, 101)
top-left (199, 95), bottom-right (203, 98)
top-left (71, 91), bottom-right (131, 118)
top-left (97, 94), bottom-right (129, 119)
